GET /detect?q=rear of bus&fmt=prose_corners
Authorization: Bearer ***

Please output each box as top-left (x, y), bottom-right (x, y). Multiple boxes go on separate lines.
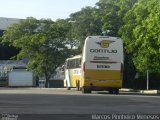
top-left (81, 36), bottom-right (123, 94)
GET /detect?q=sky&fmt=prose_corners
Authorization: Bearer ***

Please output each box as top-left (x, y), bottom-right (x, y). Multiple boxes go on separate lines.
top-left (0, 0), bottom-right (99, 21)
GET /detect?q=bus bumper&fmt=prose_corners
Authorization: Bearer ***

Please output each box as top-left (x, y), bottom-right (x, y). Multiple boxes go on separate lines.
top-left (82, 79), bottom-right (122, 90)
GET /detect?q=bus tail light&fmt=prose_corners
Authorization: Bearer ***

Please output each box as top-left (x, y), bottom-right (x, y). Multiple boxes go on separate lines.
top-left (121, 63), bottom-right (123, 73)
top-left (121, 63), bottom-right (123, 80)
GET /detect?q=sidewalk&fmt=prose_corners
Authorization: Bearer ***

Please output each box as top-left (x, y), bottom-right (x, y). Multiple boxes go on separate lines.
top-left (120, 88), bottom-right (160, 94)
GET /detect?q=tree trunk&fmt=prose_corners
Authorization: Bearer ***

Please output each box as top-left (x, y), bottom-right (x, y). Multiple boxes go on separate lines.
top-left (44, 66), bottom-right (49, 88)
top-left (45, 77), bottom-right (49, 88)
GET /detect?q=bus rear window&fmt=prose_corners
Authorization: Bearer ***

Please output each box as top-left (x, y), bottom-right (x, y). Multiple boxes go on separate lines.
top-left (67, 58), bottom-right (81, 69)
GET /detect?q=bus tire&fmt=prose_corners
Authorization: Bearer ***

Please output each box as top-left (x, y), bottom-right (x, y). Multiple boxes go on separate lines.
top-left (114, 89), bottom-right (119, 94)
top-left (109, 90), bottom-right (113, 94)
top-left (82, 87), bottom-right (91, 94)
top-left (67, 87), bottom-right (71, 90)
top-left (109, 89), bottom-right (119, 94)
top-left (76, 80), bottom-right (80, 91)
top-left (66, 82), bottom-right (71, 90)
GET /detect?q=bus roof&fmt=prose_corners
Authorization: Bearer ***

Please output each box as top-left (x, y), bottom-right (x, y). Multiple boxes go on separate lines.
top-left (86, 36), bottom-right (121, 40)
top-left (66, 55), bottom-right (81, 61)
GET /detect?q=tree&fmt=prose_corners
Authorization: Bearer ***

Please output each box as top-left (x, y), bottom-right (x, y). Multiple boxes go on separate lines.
top-left (69, 6), bottom-right (102, 50)
top-left (1, 17), bottom-right (71, 87)
top-left (96, 0), bottom-right (121, 36)
top-left (116, 0), bottom-right (138, 87)
top-left (121, 0), bottom-right (160, 73)
top-left (56, 19), bottom-right (80, 55)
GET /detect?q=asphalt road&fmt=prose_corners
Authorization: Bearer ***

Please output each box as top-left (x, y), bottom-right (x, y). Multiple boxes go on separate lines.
top-left (0, 88), bottom-right (160, 120)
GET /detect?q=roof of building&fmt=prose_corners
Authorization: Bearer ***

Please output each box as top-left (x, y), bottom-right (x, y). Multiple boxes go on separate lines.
top-left (0, 17), bottom-right (21, 30)
top-left (0, 60), bottom-right (27, 66)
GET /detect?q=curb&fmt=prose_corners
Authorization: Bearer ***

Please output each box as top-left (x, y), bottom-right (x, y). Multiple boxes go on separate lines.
top-left (120, 88), bottom-right (139, 92)
top-left (120, 88), bottom-right (160, 94)
top-left (140, 90), bottom-right (160, 94)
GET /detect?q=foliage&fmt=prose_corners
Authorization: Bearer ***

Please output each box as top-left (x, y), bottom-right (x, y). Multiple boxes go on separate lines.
top-left (96, 0), bottom-right (121, 36)
top-left (69, 6), bottom-right (102, 50)
top-left (121, 0), bottom-right (160, 73)
top-left (1, 17), bottom-right (71, 87)
top-left (54, 19), bottom-right (80, 56)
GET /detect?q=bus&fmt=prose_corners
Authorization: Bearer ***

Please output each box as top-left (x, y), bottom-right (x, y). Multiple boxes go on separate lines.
top-left (64, 36), bottom-right (123, 94)
top-left (64, 55), bottom-right (81, 90)
top-left (81, 36), bottom-right (123, 94)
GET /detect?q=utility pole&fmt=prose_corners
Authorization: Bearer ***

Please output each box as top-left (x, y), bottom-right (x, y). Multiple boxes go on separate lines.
top-left (147, 70), bottom-right (149, 90)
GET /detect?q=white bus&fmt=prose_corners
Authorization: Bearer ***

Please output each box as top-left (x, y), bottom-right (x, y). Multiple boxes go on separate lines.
top-left (64, 55), bottom-right (81, 90)
top-left (80, 36), bottom-right (123, 94)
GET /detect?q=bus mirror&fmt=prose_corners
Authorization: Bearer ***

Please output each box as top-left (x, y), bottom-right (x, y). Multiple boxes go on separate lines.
top-left (61, 65), bottom-right (64, 72)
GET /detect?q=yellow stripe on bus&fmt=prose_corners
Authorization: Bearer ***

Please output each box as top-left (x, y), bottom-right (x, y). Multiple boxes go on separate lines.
top-left (81, 69), bottom-right (122, 88)
top-left (69, 69), bottom-right (81, 87)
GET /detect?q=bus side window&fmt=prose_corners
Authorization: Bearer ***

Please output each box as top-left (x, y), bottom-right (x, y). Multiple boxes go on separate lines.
top-left (77, 59), bottom-right (81, 68)
top-left (71, 60), bottom-right (75, 69)
top-left (66, 57), bottom-right (81, 69)
top-left (75, 59), bottom-right (81, 68)
top-left (67, 60), bottom-right (75, 69)
top-left (75, 59), bottom-right (78, 68)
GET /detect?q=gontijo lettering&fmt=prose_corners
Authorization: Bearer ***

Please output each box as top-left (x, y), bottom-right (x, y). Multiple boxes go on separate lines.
top-left (90, 49), bottom-right (117, 53)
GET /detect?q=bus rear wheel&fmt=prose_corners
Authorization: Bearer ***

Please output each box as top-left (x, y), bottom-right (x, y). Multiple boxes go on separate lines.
top-left (82, 87), bottom-right (91, 94)
top-left (76, 80), bottom-right (80, 91)
top-left (67, 87), bottom-right (71, 90)
top-left (66, 82), bottom-right (71, 90)
top-left (114, 89), bottom-right (119, 94)
top-left (109, 89), bottom-right (119, 94)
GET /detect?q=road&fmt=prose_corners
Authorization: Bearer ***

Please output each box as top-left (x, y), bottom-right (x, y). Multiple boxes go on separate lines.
top-left (0, 88), bottom-right (160, 120)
